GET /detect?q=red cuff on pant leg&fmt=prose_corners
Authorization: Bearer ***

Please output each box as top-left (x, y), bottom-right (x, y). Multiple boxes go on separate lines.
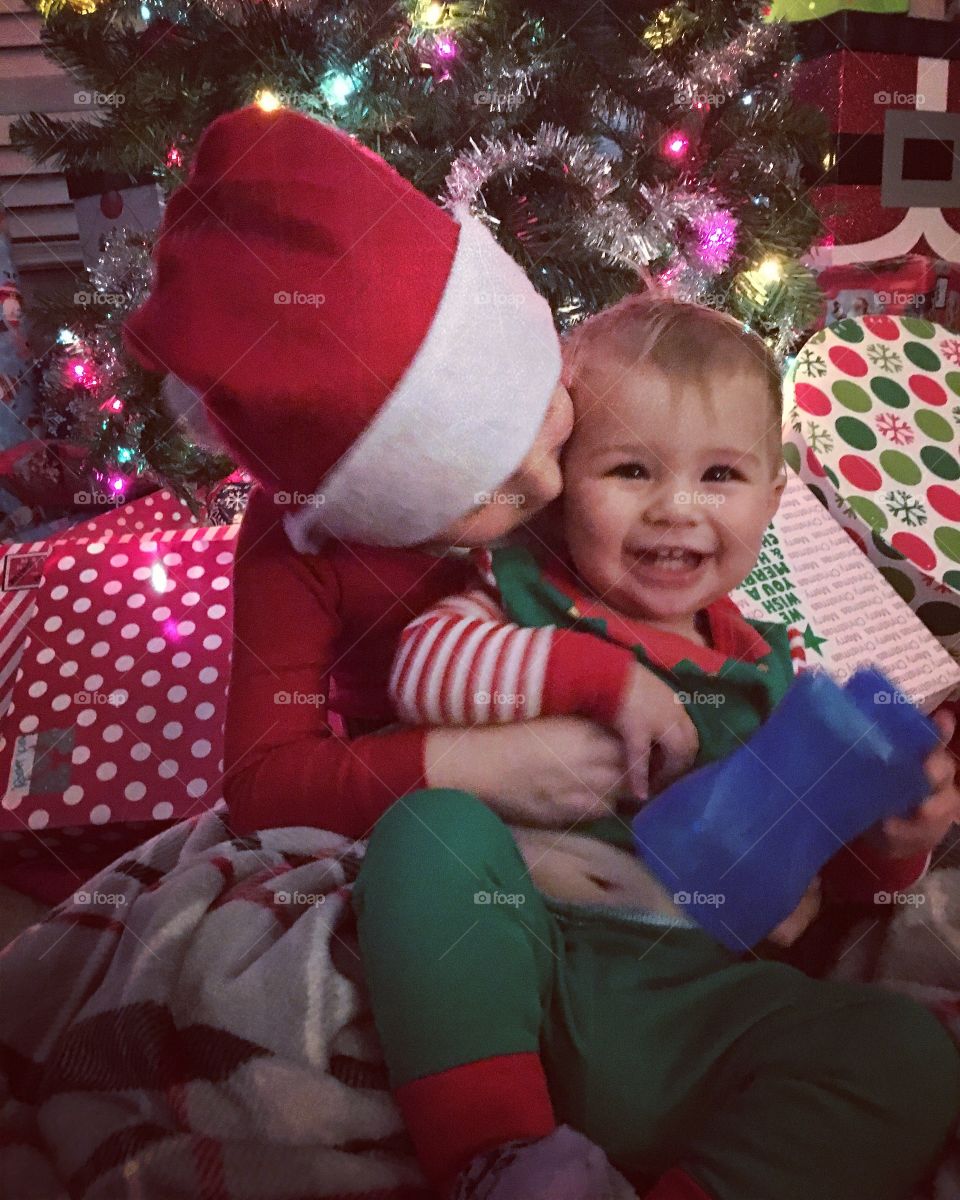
top-left (642, 1167), bottom-right (716, 1200)
top-left (395, 1052), bottom-right (556, 1193)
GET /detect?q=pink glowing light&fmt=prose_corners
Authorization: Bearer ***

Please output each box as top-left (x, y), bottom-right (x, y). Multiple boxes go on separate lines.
top-left (66, 357), bottom-right (95, 385)
top-left (663, 131), bottom-right (690, 159)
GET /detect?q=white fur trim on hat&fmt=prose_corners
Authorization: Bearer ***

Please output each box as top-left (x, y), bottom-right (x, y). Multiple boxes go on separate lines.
top-left (282, 208), bottom-right (561, 551)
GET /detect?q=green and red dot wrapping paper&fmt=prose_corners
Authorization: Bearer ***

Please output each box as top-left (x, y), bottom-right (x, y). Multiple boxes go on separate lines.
top-left (784, 315), bottom-right (960, 675)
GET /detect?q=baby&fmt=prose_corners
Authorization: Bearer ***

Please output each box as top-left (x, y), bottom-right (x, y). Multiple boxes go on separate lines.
top-left (354, 294), bottom-right (960, 1200)
top-left (391, 293), bottom-right (942, 917)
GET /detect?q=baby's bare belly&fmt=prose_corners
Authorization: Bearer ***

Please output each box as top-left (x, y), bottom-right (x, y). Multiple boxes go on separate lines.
top-left (508, 825), bottom-right (683, 916)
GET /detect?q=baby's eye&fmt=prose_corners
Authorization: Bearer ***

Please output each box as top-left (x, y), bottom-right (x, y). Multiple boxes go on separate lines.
top-left (609, 462), bottom-right (649, 481)
top-left (703, 464), bottom-right (744, 483)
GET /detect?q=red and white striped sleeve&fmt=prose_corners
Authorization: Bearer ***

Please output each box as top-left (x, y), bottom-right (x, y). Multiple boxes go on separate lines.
top-left (389, 581), bottom-right (635, 729)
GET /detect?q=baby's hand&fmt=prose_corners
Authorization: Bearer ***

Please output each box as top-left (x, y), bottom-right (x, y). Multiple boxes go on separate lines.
top-left (766, 877), bottom-right (822, 948)
top-left (862, 706), bottom-right (960, 860)
top-left (614, 664), bottom-right (699, 801)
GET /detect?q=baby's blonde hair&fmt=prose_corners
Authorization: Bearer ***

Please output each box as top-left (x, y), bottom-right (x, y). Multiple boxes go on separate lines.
top-left (561, 293), bottom-right (784, 465)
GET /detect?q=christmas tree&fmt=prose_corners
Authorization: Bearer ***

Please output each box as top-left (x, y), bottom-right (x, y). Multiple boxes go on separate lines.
top-left (14, 0), bottom-right (829, 508)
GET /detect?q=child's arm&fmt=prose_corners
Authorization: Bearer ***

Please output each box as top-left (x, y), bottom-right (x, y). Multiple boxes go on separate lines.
top-left (391, 575), bottom-right (697, 798)
top-left (224, 485), bottom-right (438, 837)
top-left (390, 589), bottom-right (635, 727)
top-left (223, 490), bottom-right (640, 835)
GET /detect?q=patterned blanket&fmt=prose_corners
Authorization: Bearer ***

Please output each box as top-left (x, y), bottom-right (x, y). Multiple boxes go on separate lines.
top-left (2, 805), bottom-right (959, 1200)
top-left (0, 804), bottom-right (429, 1200)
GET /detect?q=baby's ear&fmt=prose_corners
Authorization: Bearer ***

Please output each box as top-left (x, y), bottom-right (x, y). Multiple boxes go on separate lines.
top-left (766, 464), bottom-right (788, 522)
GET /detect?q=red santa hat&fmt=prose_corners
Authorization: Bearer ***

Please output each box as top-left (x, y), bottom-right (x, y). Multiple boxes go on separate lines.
top-left (122, 105), bottom-right (561, 551)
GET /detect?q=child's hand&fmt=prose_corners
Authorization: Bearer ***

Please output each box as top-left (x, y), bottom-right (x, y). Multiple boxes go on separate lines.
top-left (766, 877), bottom-right (822, 948)
top-left (613, 664), bottom-right (699, 801)
top-left (862, 706), bottom-right (960, 860)
top-left (424, 718), bottom-right (626, 828)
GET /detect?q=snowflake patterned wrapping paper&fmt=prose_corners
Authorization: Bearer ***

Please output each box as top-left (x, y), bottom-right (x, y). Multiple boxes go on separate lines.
top-left (0, 523), bottom-right (238, 863)
top-left (784, 315), bottom-right (960, 678)
top-left (731, 471), bottom-right (960, 711)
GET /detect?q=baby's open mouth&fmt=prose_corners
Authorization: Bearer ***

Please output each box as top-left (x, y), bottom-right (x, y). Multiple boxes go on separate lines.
top-left (632, 546), bottom-right (707, 572)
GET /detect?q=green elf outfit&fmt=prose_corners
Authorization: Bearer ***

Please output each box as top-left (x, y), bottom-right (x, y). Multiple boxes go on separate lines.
top-left (352, 545), bottom-right (960, 1200)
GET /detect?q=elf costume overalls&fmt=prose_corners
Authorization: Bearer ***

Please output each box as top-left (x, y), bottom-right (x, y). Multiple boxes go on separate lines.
top-left (353, 546), bottom-right (960, 1199)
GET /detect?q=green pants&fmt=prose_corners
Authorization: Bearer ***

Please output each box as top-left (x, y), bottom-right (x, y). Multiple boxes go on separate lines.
top-left (353, 790), bottom-right (960, 1200)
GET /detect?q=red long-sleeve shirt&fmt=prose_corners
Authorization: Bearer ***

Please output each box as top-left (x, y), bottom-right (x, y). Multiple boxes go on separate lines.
top-left (222, 484), bottom-right (473, 836)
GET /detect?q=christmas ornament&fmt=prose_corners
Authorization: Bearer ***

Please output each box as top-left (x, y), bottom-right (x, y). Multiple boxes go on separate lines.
top-left (100, 190), bottom-right (124, 220)
top-left (205, 469), bottom-right (252, 526)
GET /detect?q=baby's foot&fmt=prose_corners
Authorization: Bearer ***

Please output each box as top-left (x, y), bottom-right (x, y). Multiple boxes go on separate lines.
top-left (447, 1124), bottom-right (638, 1200)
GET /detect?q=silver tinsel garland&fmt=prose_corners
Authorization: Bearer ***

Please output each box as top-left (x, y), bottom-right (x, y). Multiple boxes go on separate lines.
top-left (444, 124), bottom-right (669, 277)
top-left (637, 183), bottom-right (738, 302)
top-left (443, 123), bottom-right (618, 212)
top-left (89, 227), bottom-right (155, 313)
top-left (642, 17), bottom-right (793, 109)
top-left (445, 124), bottom-right (738, 293)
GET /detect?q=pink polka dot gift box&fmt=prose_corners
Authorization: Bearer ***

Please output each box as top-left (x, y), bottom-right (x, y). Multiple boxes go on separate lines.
top-left (0, 522), bottom-right (238, 863)
top-left (784, 315), bottom-right (960, 681)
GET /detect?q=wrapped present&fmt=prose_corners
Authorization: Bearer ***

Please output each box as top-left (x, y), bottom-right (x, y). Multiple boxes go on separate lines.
top-left (817, 254), bottom-right (960, 332)
top-left (791, 12), bottom-right (960, 263)
top-left (731, 468), bottom-right (960, 711)
top-left (767, 0), bottom-right (909, 19)
top-left (0, 522), bottom-right (238, 864)
top-left (782, 314), bottom-right (960, 674)
top-left (59, 486), bottom-right (206, 543)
